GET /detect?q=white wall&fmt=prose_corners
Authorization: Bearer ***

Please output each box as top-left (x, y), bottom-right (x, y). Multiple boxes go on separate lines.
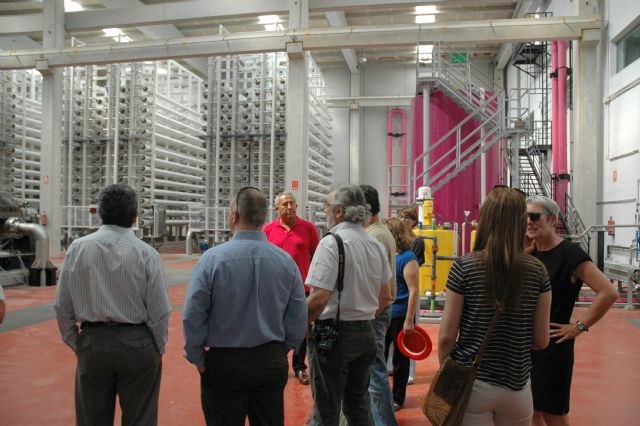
top-left (600, 0), bottom-right (640, 251)
top-left (323, 62), bottom-right (417, 217)
top-left (322, 67), bottom-right (351, 185)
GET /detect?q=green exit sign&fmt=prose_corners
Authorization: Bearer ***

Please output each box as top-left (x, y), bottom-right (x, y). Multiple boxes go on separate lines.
top-left (451, 53), bottom-right (468, 64)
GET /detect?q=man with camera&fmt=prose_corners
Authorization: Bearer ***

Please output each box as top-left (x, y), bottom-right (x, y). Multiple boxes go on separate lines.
top-left (306, 184), bottom-right (393, 426)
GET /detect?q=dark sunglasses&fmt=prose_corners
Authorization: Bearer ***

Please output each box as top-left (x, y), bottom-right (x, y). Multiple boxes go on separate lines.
top-left (527, 212), bottom-right (545, 222)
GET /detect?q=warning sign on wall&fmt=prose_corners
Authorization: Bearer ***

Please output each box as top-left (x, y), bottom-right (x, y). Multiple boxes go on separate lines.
top-left (291, 180), bottom-right (299, 190)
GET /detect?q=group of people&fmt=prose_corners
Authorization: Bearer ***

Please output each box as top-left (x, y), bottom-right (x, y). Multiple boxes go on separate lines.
top-left (438, 187), bottom-right (618, 426)
top-left (52, 182), bottom-right (618, 426)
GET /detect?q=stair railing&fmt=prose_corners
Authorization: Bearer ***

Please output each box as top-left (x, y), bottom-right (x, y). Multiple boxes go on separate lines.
top-left (413, 93), bottom-right (505, 193)
top-left (524, 137), bottom-right (553, 198)
top-left (563, 193), bottom-right (589, 250)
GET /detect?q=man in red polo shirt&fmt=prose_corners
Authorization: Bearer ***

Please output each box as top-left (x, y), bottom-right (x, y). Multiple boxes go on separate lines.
top-left (264, 191), bottom-right (319, 385)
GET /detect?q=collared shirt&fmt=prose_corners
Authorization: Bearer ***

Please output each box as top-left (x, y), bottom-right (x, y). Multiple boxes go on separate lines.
top-left (182, 230), bottom-right (308, 368)
top-left (306, 222), bottom-right (392, 321)
top-left (54, 225), bottom-right (171, 353)
top-left (263, 216), bottom-right (320, 291)
top-left (366, 220), bottom-right (397, 302)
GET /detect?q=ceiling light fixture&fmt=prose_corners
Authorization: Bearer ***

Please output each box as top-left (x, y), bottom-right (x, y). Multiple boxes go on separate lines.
top-left (64, 0), bottom-right (84, 12)
top-left (416, 15), bottom-right (436, 24)
top-left (259, 15), bottom-right (283, 31)
top-left (102, 28), bottom-right (132, 43)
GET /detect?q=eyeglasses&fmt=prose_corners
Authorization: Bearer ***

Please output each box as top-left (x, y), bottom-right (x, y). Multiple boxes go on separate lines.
top-left (527, 212), bottom-right (545, 222)
top-left (492, 185), bottom-right (527, 197)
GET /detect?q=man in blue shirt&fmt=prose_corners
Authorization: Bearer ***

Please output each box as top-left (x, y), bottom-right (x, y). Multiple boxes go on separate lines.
top-left (183, 186), bottom-right (308, 426)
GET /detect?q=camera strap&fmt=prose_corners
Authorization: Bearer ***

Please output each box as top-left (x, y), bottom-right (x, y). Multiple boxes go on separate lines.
top-left (325, 232), bottom-right (345, 324)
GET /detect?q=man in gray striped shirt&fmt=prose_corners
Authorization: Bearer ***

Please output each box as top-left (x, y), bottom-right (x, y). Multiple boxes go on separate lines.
top-left (54, 184), bottom-right (171, 426)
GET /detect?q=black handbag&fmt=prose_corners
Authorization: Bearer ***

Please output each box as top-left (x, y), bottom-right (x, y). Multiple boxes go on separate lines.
top-left (422, 310), bottom-right (500, 426)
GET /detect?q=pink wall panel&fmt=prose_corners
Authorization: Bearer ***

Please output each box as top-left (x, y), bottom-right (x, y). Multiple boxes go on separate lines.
top-left (411, 92), bottom-right (503, 226)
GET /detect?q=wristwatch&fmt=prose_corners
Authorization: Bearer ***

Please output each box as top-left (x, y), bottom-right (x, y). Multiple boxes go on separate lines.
top-left (576, 320), bottom-right (589, 332)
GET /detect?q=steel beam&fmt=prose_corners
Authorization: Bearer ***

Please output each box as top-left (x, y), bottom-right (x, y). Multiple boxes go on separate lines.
top-left (326, 95), bottom-right (413, 108)
top-left (325, 11), bottom-right (359, 74)
top-left (0, 14), bottom-right (42, 35)
top-left (0, 17), bottom-right (601, 70)
top-left (62, 1), bottom-right (445, 32)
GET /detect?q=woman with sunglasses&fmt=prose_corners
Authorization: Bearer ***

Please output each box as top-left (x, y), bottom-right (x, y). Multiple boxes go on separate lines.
top-left (438, 187), bottom-right (551, 425)
top-left (526, 195), bottom-right (618, 426)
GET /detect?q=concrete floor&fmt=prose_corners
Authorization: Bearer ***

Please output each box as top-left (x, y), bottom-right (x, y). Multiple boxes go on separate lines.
top-left (1, 253), bottom-right (639, 425)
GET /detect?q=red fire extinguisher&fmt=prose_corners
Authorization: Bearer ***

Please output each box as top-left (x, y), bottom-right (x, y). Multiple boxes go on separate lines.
top-left (607, 216), bottom-right (615, 236)
top-left (41, 211), bottom-right (48, 226)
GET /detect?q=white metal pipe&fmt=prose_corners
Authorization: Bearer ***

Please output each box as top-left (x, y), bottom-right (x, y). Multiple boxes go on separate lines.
top-left (9, 146), bottom-right (40, 158)
top-left (186, 228), bottom-right (197, 255)
top-left (10, 158), bottom-right (40, 168)
top-left (155, 94), bottom-right (205, 129)
top-left (151, 158), bottom-right (204, 175)
top-left (113, 64), bottom-right (120, 183)
top-left (11, 133), bottom-right (41, 147)
top-left (152, 178), bottom-right (205, 192)
top-left (152, 167), bottom-right (205, 183)
top-left (154, 121), bottom-right (206, 147)
top-left (10, 167), bottom-right (40, 177)
top-left (152, 146), bottom-right (207, 166)
top-left (151, 188), bottom-right (205, 200)
top-left (154, 128), bottom-right (206, 155)
top-left (6, 219), bottom-right (53, 287)
top-left (152, 198), bottom-right (204, 206)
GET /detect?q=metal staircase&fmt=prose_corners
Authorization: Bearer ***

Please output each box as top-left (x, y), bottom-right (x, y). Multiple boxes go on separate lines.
top-left (412, 43), bottom-right (526, 197)
top-left (409, 42), bottom-right (589, 251)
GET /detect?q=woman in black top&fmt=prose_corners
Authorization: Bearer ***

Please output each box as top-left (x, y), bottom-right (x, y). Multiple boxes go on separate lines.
top-left (439, 187), bottom-right (552, 425)
top-left (526, 195), bottom-right (617, 426)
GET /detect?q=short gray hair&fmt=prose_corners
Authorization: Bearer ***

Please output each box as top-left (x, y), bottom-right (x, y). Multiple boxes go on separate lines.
top-left (526, 195), bottom-right (560, 217)
top-left (332, 184), bottom-right (371, 225)
top-left (274, 191), bottom-right (296, 207)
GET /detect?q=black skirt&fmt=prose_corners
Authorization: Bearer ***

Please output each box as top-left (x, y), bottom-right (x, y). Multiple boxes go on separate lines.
top-left (531, 338), bottom-right (575, 415)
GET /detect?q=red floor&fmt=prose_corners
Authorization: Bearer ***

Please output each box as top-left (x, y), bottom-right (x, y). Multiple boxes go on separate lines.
top-left (1, 253), bottom-right (639, 425)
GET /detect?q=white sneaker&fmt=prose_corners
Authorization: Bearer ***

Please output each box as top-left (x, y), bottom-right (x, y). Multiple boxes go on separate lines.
top-left (408, 376), bottom-right (414, 385)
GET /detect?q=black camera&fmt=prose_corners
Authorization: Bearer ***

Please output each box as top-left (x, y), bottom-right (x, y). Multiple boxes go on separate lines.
top-left (313, 319), bottom-right (339, 357)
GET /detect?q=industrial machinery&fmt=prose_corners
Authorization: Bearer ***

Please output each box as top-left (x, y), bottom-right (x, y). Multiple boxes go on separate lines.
top-left (0, 191), bottom-right (57, 287)
top-left (2, 53), bottom-right (334, 252)
top-left (413, 186), bottom-right (458, 316)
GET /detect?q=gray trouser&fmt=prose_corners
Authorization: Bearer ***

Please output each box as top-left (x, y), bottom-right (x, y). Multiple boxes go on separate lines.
top-left (308, 320), bottom-right (377, 426)
top-left (75, 324), bottom-right (162, 426)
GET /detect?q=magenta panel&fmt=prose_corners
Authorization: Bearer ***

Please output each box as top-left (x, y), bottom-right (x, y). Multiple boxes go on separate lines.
top-left (411, 92), bottom-right (503, 226)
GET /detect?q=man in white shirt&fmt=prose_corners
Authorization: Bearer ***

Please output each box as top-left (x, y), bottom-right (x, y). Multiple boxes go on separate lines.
top-left (306, 184), bottom-right (392, 426)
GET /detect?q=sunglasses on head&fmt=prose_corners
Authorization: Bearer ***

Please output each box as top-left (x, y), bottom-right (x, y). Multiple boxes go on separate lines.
top-left (492, 184), bottom-right (527, 197)
top-left (527, 212), bottom-right (545, 222)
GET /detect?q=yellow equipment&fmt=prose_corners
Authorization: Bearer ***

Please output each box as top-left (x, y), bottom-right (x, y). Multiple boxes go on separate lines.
top-left (415, 228), bottom-right (455, 296)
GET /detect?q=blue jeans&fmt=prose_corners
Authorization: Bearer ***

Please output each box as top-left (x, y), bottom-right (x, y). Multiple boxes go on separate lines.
top-left (369, 305), bottom-right (398, 426)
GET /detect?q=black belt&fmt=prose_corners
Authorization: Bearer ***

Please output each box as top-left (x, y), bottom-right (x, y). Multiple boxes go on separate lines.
top-left (316, 319), bottom-right (373, 327)
top-left (81, 321), bottom-right (144, 329)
